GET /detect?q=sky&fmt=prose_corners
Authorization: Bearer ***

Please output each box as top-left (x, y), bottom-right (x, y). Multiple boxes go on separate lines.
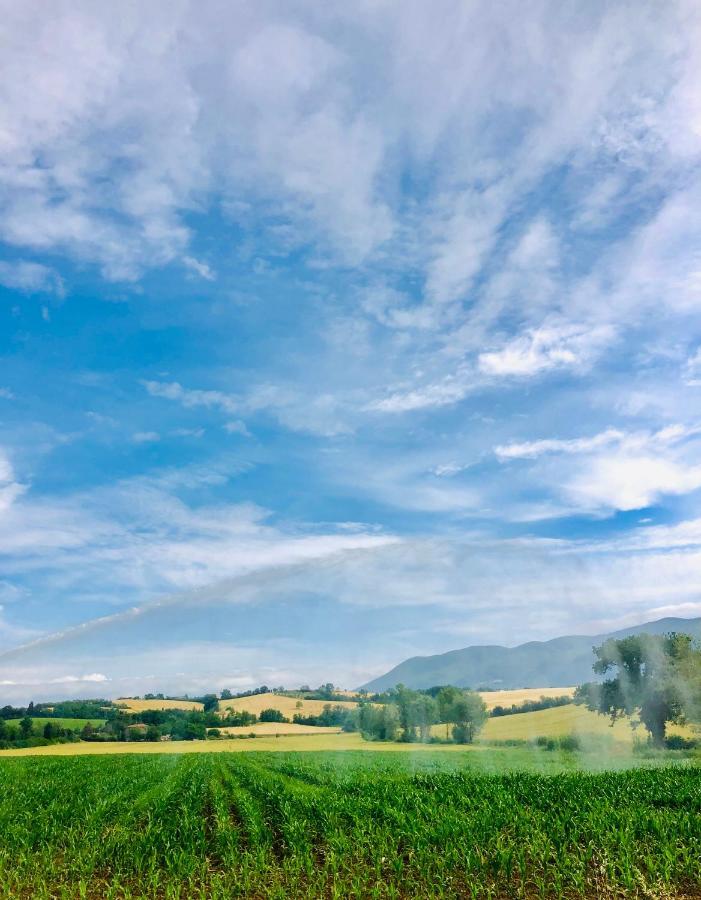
top-left (2, 1), bottom-right (701, 701)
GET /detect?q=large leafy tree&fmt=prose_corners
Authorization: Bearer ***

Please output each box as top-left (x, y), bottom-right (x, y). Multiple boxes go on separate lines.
top-left (578, 632), bottom-right (701, 744)
top-left (451, 692), bottom-right (488, 744)
top-left (436, 686), bottom-right (488, 743)
top-left (393, 685), bottom-right (438, 742)
top-left (437, 686), bottom-right (462, 739)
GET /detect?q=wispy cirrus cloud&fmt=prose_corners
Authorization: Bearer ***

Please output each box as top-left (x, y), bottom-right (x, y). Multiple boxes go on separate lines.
top-left (495, 423), bottom-right (701, 461)
top-left (495, 428), bottom-right (625, 461)
top-left (142, 380), bottom-right (240, 415)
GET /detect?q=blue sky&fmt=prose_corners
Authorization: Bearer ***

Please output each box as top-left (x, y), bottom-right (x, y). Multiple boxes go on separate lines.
top-left (2, 1), bottom-right (701, 700)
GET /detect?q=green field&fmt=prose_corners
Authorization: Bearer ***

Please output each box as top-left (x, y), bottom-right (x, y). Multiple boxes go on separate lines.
top-left (0, 751), bottom-right (699, 898)
top-left (5, 717), bottom-right (106, 729)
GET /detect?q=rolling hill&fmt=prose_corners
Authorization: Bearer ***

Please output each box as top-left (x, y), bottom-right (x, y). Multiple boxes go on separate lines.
top-left (115, 698), bottom-right (204, 713)
top-left (218, 691), bottom-right (357, 718)
top-left (362, 616), bottom-right (701, 692)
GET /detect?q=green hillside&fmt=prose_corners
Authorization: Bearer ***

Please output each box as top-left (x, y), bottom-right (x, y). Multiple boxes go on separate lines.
top-left (6, 717), bottom-right (105, 730)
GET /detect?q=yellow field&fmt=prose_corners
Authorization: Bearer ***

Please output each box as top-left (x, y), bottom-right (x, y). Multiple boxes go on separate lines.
top-left (0, 733), bottom-right (474, 757)
top-left (219, 692), bottom-right (357, 718)
top-left (215, 722), bottom-right (341, 736)
top-left (478, 687), bottom-right (576, 711)
top-left (115, 698), bottom-right (204, 713)
top-left (479, 703), bottom-right (694, 743)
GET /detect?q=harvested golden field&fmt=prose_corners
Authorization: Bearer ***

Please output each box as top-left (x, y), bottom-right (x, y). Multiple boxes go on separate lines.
top-left (0, 733), bottom-right (468, 757)
top-left (478, 703), bottom-right (695, 743)
top-left (219, 691), bottom-right (357, 718)
top-left (115, 698), bottom-right (204, 713)
top-left (215, 722), bottom-right (341, 736)
top-left (478, 686), bottom-right (576, 710)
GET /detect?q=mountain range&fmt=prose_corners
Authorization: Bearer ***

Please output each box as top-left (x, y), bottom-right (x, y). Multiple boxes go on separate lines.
top-left (361, 617), bottom-right (701, 692)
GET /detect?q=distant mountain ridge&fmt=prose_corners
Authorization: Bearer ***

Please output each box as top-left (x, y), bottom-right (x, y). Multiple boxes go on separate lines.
top-left (361, 617), bottom-right (701, 692)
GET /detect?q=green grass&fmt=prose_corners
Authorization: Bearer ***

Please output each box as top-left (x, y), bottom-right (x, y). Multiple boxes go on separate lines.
top-left (0, 751), bottom-right (699, 898)
top-left (5, 717), bottom-right (105, 729)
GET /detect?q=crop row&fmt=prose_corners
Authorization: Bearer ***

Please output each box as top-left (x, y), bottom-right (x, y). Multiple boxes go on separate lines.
top-left (0, 753), bottom-right (699, 898)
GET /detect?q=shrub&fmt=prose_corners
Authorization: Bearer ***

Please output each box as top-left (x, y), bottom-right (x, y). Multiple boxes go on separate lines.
top-left (665, 734), bottom-right (698, 750)
top-left (259, 708), bottom-right (288, 723)
top-left (558, 734), bottom-right (582, 752)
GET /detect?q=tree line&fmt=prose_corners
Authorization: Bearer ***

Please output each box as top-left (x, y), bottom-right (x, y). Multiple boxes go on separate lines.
top-left (490, 695), bottom-right (572, 717)
top-left (353, 685), bottom-right (488, 744)
top-left (0, 699), bottom-right (111, 720)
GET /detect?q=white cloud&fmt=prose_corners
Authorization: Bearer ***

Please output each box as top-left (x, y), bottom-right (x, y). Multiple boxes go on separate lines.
top-left (479, 322), bottom-right (615, 378)
top-left (494, 423), bottom-right (701, 513)
top-left (182, 256), bottom-right (216, 281)
top-left (0, 1), bottom-right (695, 293)
top-left (50, 672), bottom-right (108, 684)
top-left (565, 455), bottom-right (701, 511)
top-left (0, 260), bottom-right (64, 295)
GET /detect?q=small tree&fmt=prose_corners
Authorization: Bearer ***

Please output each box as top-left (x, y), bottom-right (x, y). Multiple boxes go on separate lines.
top-left (220, 689), bottom-right (233, 700)
top-left (201, 694), bottom-right (219, 713)
top-left (19, 716), bottom-right (34, 739)
top-left (43, 722), bottom-right (57, 740)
